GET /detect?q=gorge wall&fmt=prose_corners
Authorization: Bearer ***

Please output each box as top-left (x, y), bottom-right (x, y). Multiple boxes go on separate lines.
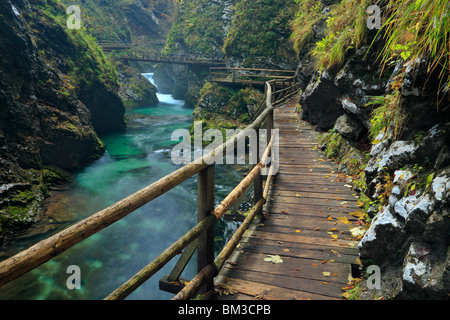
top-left (0, 0), bottom-right (171, 243)
top-left (292, 0), bottom-right (449, 299)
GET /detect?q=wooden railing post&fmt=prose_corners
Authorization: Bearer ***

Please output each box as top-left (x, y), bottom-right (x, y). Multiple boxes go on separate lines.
top-left (197, 164), bottom-right (215, 294)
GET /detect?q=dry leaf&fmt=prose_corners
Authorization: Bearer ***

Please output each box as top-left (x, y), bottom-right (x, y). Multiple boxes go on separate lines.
top-left (264, 255), bottom-right (283, 264)
top-left (350, 227), bottom-right (365, 237)
top-left (350, 211), bottom-right (365, 219)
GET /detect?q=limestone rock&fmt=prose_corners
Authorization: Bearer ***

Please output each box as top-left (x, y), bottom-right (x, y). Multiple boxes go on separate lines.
top-left (334, 113), bottom-right (364, 140)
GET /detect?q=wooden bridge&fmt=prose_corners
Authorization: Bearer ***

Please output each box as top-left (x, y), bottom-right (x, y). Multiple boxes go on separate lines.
top-left (0, 74), bottom-right (361, 300)
top-left (209, 67), bottom-right (296, 89)
top-left (100, 44), bottom-right (226, 67)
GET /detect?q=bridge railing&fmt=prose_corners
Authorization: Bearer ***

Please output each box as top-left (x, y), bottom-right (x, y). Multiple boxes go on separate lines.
top-left (114, 50), bottom-right (226, 66)
top-left (209, 67), bottom-right (296, 86)
top-left (0, 74), bottom-right (300, 300)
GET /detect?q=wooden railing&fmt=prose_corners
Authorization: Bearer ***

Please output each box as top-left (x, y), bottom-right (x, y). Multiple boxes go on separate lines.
top-left (116, 50), bottom-right (226, 66)
top-left (209, 67), bottom-right (296, 87)
top-left (250, 77), bottom-right (302, 120)
top-left (0, 75), bottom-right (300, 300)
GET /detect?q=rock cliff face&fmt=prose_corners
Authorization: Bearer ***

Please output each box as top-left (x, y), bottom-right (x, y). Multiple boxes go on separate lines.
top-left (294, 0), bottom-right (449, 299)
top-left (0, 0), bottom-right (126, 242)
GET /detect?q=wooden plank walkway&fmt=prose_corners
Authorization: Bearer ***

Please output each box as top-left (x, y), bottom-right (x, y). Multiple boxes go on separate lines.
top-left (213, 97), bottom-right (361, 300)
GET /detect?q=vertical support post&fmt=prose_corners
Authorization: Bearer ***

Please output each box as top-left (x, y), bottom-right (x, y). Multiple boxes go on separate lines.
top-left (197, 164), bottom-right (215, 294)
top-left (254, 130), bottom-right (263, 216)
top-left (266, 108), bottom-right (274, 136)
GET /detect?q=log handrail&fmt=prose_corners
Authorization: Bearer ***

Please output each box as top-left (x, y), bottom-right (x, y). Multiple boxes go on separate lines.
top-left (0, 70), bottom-right (299, 300)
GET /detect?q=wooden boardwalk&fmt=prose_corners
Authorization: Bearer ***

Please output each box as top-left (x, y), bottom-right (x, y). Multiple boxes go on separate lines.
top-left (214, 97), bottom-right (361, 300)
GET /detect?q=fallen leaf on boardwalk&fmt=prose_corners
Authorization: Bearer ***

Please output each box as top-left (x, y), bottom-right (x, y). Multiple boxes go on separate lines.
top-left (296, 193), bottom-right (302, 198)
top-left (322, 282), bottom-right (329, 285)
top-left (314, 228), bottom-right (320, 231)
top-left (295, 229), bottom-right (301, 233)
top-left (281, 210), bottom-right (289, 214)
top-left (327, 216), bottom-right (333, 221)
top-left (331, 235), bottom-right (338, 241)
top-left (322, 272), bottom-right (331, 277)
top-left (328, 228), bottom-right (338, 232)
top-left (254, 294), bottom-right (265, 300)
top-left (349, 211), bottom-right (365, 219)
top-left (216, 284), bottom-right (238, 296)
top-left (321, 260), bottom-right (328, 264)
top-left (324, 199), bottom-right (329, 202)
top-left (331, 249), bottom-right (339, 254)
top-left (264, 255), bottom-right (283, 264)
top-left (296, 268), bottom-right (301, 272)
top-left (277, 241), bottom-right (284, 244)
top-left (336, 217), bottom-right (350, 224)
top-left (350, 227), bottom-right (365, 237)
top-left (283, 248), bottom-right (290, 252)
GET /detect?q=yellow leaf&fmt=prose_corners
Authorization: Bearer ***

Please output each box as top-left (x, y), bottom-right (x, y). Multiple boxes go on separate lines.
top-left (349, 211), bottom-right (365, 219)
top-left (295, 229), bottom-right (301, 233)
top-left (322, 272), bottom-right (331, 277)
top-left (337, 216), bottom-right (350, 224)
top-left (331, 235), bottom-right (338, 240)
top-left (342, 292), bottom-right (352, 299)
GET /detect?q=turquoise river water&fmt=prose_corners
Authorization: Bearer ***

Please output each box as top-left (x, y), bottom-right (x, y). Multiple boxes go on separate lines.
top-left (0, 74), bottom-right (245, 300)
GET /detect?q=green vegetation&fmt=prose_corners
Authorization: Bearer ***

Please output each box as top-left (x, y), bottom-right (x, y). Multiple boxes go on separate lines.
top-left (35, 1), bottom-right (120, 91)
top-left (290, 0), bottom-right (324, 56)
top-left (164, 0), bottom-right (226, 55)
top-left (191, 82), bottom-right (264, 142)
top-left (375, 0), bottom-right (450, 97)
top-left (223, 0), bottom-right (297, 65)
top-left (311, 0), bottom-right (371, 71)
top-left (367, 90), bottom-right (405, 141)
top-left (60, 0), bottom-right (131, 41)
